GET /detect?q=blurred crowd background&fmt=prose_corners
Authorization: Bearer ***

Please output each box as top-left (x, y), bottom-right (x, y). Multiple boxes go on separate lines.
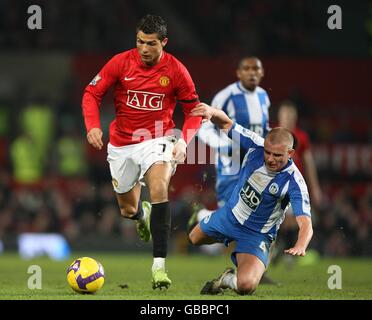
top-left (0, 0), bottom-right (371, 258)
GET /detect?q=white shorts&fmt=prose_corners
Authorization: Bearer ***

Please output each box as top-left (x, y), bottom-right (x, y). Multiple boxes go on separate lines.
top-left (107, 136), bottom-right (177, 194)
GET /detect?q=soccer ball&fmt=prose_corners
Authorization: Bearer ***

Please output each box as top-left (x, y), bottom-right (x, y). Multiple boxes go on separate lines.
top-left (66, 257), bottom-right (105, 294)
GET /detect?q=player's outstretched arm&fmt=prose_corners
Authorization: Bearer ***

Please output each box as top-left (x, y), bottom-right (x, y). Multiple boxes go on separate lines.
top-left (191, 103), bottom-right (233, 132)
top-left (284, 215), bottom-right (313, 256)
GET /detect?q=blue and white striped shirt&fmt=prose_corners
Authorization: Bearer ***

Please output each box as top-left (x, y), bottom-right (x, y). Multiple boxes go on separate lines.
top-left (226, 123), bottom-right (311, 239)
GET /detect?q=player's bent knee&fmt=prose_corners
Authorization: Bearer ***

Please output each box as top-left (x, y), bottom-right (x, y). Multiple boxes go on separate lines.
top-left (118, 204), bottom-right (138, 218)
top-left (237, 278), bottom-right (258, 295)
top-left (188, 229), bottom-right (198, 245)
top-left (188, 227), bottom-right (203, 245)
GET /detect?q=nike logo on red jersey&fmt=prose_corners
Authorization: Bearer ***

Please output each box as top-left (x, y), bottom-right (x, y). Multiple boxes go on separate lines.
top-left (124, 77), bottom-right (136, 81)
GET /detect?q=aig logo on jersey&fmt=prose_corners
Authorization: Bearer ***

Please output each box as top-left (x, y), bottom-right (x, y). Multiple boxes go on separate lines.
top-left (240, 181), bottom-right (262, 211)
top-left (127, 90), bottom-right (165, 111)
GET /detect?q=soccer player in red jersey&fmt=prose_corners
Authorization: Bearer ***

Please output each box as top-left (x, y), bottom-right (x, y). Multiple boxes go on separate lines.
top-left (81, 14), bottom-right (202, 289)
top-left (274, 100), bottom-right (321, 268)
top-left (278, 100), bottom-right (322, 207)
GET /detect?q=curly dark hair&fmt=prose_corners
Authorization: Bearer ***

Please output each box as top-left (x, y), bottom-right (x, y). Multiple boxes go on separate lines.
top-left (136, 14), bottom-right (167, 40)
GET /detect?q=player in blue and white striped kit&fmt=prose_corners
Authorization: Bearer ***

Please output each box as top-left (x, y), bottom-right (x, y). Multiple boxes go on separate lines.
top-left (197, 56), bottom-right (270, 208)
top-left (189, 104), bottom-right (313, 295)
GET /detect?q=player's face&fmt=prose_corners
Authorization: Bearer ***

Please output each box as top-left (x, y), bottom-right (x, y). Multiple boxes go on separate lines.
top-left (237, 58), bottom-right (264, 91)
top-left (136, 31), bottom-right (168, 66)
top-left (263, 140), bottom-right (293, 172)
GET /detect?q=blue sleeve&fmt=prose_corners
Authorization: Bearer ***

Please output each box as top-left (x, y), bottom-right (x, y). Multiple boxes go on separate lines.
top-left (227, 122), bottom-right (265, 150)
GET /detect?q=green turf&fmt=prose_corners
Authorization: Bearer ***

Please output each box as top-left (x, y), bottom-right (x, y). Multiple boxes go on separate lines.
top-left (0, 252), bottom-right (371, 300)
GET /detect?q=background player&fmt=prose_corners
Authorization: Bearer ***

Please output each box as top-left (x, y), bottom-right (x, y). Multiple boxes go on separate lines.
top-left (278, 100), bottom-right (322, 207)
top-left (188, 103), bottom-right (313, 295)
top-left (81, 14), bottom-right (202, 289)
top-left (274, 100), bottom-right (321, 261)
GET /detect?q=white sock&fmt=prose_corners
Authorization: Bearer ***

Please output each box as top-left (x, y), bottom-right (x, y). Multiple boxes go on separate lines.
top-left (197, 209), bottom-right (213, 222)
top-left (152, 257), bottom-right (165, 272)
top-left (221, 273), bottom-right (237, 290)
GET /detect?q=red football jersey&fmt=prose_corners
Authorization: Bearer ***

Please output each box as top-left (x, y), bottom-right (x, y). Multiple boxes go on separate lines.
top-left (82, 48), bottom-right (201, 146)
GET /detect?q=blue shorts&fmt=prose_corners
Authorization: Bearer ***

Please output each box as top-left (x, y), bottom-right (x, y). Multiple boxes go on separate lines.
top-left (200, 206), bottom-right (272, 267)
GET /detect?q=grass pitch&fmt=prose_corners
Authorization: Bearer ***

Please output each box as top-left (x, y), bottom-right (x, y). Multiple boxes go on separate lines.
top-left (0, 252), bottom-right (371, 300)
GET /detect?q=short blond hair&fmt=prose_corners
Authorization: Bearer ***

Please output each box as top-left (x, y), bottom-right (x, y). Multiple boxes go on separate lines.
top-left (266, 127), bottom-right (294, 150)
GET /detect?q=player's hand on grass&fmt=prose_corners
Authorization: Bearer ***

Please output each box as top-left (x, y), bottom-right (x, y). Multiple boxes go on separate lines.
top-left (87, 128), bottom-right (103, 150)
top-left (284, 246), bottom-right (307, 256)
top-left (191, 103), bottom-right (215, 122)
top-left (173, 138), bottom-right (187, 163)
